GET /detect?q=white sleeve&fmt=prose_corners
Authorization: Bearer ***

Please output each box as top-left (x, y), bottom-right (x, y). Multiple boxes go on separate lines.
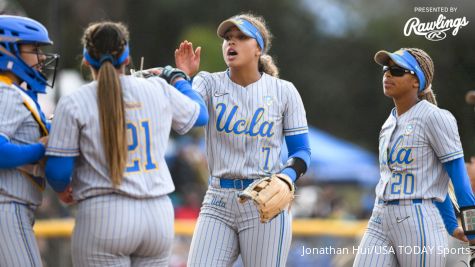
top-left (283, 82), bottom-right (308, 136)
top-left (46, 95), bottom-right (81, 157)
top-left (163, 82), bottom-right (200, 135)
top-left (192, 71), bottom-right (211, 104)
top-left (426, 109), bottom-right (463, 163)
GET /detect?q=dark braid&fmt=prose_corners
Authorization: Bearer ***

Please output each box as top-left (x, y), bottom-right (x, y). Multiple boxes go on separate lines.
top-left (403, 48), bottom-right (437, 106)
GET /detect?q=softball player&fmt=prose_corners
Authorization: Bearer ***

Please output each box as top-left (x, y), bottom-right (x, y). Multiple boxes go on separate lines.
top-left (175, 14), bottom-right (311, 266)
top-left (353, 48), bottom-right (475, 267)
top-left (0, 15), bottom-right (59, 266)
top-left (44, 21), bottom-right (208, 266)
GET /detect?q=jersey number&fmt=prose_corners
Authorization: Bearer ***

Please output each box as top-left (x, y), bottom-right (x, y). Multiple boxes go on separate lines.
top-left (390, 173), bottom-right (414, 195)
top-left (262, 147), bottom-right (271, 171)
top-left (126, 121), bottom-right (158, 172)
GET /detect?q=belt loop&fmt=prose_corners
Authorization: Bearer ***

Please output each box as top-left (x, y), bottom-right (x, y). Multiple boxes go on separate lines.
top-left (234, 180), bottom-right (243, 190)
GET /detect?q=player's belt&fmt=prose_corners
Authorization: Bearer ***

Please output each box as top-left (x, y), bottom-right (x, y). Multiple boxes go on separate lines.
top-left (209, 177), bottom-right (256, 189)
top-left (378, 198), bottom-right (435, 205)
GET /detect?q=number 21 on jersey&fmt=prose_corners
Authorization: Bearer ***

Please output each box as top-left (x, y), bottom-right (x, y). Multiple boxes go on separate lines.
top-left (126, 120), bottom-right (158, 172)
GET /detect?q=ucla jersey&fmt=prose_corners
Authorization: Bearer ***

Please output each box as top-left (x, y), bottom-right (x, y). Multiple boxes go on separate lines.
top-left (0, 83), bottom-right (46, 206)
top-left (192, 71), bottom-right (308, 179)
top-left (46, 75), bottom-right (199, 200)
top-left (376, 100), bottom-right (463, 201)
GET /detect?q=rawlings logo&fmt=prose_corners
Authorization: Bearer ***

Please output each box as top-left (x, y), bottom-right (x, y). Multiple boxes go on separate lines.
top-left (403, 14), bottom-right (469, 41)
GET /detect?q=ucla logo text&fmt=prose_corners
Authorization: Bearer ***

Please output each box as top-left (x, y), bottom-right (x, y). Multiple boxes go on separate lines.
top-left (388, 135), bottom-right (414, 165)
top-left (216, 103), bottom-right (274, 137)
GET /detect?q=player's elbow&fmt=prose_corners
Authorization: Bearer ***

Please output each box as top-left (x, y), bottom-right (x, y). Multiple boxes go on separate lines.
top-left (194, 104), bottom-right (209, 127)
top-left (45, 157), bottom-right (74, 193)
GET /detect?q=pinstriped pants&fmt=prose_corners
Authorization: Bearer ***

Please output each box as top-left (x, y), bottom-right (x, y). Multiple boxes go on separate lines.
top-left (71, 194), bottom-right (174, 267)
top-left (0, 202), bottom-right (42, 267)
top-left (188, 185), bottom-right (292, 267)
top-left (353, 200), bottom-right (448, 267)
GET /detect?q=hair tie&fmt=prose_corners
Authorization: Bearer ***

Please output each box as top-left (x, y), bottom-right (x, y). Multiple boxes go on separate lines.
top-left (99, 54), bottom-right (114, 65)
top-left (419, 84), bottom-right (432, 96)
top-left (83, 44), bottom-right (129, 70)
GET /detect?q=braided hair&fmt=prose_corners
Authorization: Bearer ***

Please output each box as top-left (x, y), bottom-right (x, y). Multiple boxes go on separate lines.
top-left (403, 48), bottom-right (437, 106)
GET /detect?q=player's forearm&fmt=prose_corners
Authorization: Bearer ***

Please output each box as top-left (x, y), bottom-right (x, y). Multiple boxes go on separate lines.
top-left (281, 133), bottom-right (311, 182)
top-left (173, 80), bottom-right (208, 126)
top-left (435, 192), bottom-right (458, 235)
top-left (45, 156), bottom-right (75, 192)
top-left (0, 136), bottom-right (45, 168)
top-left (443, 158), bottom-right (475, 207)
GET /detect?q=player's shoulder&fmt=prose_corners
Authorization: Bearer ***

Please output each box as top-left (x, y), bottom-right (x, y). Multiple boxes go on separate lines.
top-left (55, 81), bottom-right (98, 112)
top-left (419, 100), bottom-right (454, 119)
top-left (195, 70), bottom-right (226, 82)
top-left (416, 100), bottom-right (457, 127)
top-left (62, 81), bottom-right (96, 100)
top-left (0, 82), bottom-right (20, 97)
top-left (262, 73), bottom-right (292, 86)
top-left (121, 75), bottom-right (167, 90)
top-left (0, 83), bottom-right (33, 105)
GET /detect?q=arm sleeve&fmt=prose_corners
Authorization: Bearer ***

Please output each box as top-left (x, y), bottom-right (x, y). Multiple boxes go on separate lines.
top-left (283, 82), bottom-right (308, 136)
top-left (162, 81), bottom-right (200, 135)
top-left (443, 158), bottom-right (475, 209)
top-left (443, 158), bottom-right (475, 239)
top-left (280, 133), bottom-right (311, 182)
top-left (45, 156), bottom-right (75, 192)
top-left (435, 193), bottom-right (458, 236)
top-left (45, 95), bottom-right (81, 157)
top-left (426, 110), bottom-right (463, 163)
top-left (173, 80), bottom-right (208, 127)
top-left (0, 136), bottom-right (45, 168)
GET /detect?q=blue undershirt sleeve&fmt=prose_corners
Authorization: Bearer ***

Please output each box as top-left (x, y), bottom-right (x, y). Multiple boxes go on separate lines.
top-left (45, 156), bottom-right (75, 193)
top-left (280, 133), bottom-right (311, 182)
top-left (435, 193), bottom-right (458, 236)
top-left (174, 80), bottom-right (208, 127)
top-left (442, 157), bottom-right (475, 240)
top-left (0, 136), bottom-right (45, 168)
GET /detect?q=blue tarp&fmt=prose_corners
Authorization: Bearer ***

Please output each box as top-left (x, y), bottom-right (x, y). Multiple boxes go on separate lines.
top-left (282, 126), bottom-right (380, 185)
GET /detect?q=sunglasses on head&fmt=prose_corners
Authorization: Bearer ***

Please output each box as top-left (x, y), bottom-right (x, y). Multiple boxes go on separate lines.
top-left (382, 65), bottom-right (415, 77)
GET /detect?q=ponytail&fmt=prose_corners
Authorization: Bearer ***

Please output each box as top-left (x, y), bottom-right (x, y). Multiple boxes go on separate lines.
top-left (83, 21), bottom-right (130, 187)
top-left (418, 84), bottom-right (438, 106)
top-left (258, 54), bottom-right (279, 77)
top-left (97, 61), bottom-right (127, 186)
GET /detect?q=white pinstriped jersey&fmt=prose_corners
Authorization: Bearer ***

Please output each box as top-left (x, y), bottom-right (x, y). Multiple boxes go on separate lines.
top-left (0, 82), bottom-right (45, 206)
top-left (193, 71), bottom-right (308, 179)
top-left (376, 100), bottom-right (463, 201)
top-left (46, 75), bottom-right (199, 200)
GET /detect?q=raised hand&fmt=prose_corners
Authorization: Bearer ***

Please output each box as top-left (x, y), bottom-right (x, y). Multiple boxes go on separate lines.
top-left (175, 40), bottom-right (201, 77)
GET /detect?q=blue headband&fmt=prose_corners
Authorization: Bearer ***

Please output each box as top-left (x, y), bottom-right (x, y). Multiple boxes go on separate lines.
top-left (386, 50), bottom-right (426, 91)
top-left (222, 18), bottom-right (264, 51)
top-left (83, 44), bottom-right (129, 70)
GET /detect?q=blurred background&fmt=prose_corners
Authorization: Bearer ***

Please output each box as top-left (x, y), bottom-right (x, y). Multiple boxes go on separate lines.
top-left (2, 0), bottom-right (475, 266)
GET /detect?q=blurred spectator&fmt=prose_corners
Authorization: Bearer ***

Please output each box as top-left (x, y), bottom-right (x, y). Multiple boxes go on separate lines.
top-left (175, 188), bottom-right (202, 219)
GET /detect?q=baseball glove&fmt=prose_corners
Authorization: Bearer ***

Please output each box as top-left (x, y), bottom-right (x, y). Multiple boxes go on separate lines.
top-left (238, 173), bottom-right (295, 223)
